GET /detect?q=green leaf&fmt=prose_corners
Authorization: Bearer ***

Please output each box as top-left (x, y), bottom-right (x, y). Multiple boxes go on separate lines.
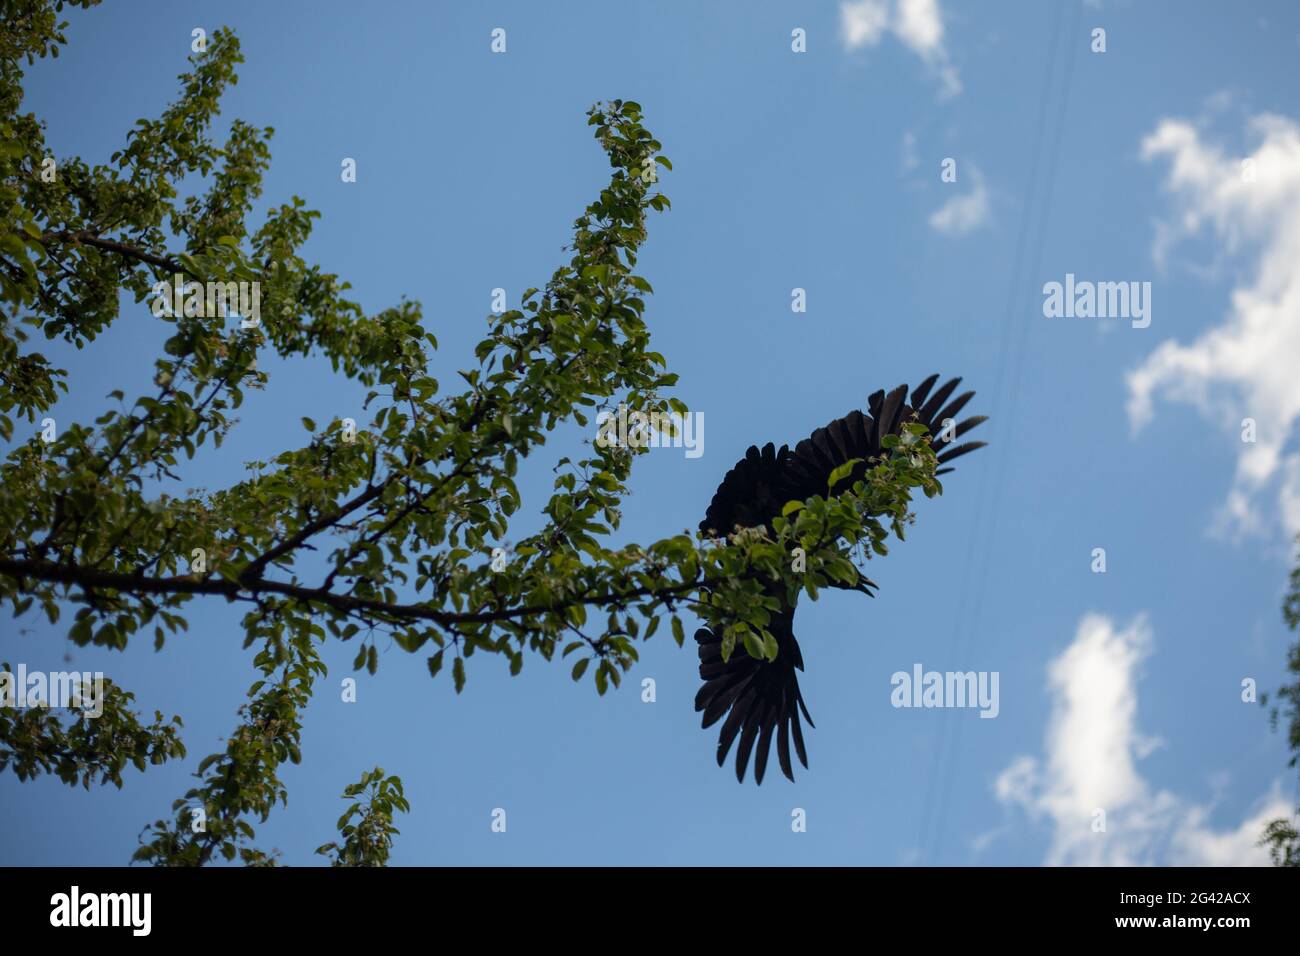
top-left (827, 458), bottom-right (863, 492)
top-left (428, 650), bottom-right (449, 681)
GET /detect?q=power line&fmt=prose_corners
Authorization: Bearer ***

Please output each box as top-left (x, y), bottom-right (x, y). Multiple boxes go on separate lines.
top-left (919, 0), bottom-right (1081, 862)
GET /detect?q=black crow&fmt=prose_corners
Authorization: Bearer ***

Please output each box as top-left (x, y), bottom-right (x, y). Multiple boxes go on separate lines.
top-left (695, 374), bottom-right (987, 784)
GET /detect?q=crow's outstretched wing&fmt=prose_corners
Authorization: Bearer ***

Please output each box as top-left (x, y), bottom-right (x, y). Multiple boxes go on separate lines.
top-left (782, 375), bottom-right (988, 506)
top-left (695, 607), bottom-right (813, 784)
top-left (699, 375), bottom-right (986, 539)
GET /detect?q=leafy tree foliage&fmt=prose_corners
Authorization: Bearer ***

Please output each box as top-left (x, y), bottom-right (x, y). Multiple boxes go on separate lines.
top-left (0, 660), bottom-right (185, 787)
top-left (1, 1), bottom-right (940, 862)
top-left (132, 639), bottom-right (322, 866)
top-left (1260, 535), bottom-right (1300, 866)
top-left (316, 767), bottom-right (410, 867)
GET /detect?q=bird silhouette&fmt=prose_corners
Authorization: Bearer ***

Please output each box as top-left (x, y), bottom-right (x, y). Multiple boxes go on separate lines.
top-left (695, 374), bottom-right (987, 784)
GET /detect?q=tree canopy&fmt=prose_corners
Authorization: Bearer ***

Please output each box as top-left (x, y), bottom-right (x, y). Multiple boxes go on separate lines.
top-left (0, 1), bottom-right (942, 863)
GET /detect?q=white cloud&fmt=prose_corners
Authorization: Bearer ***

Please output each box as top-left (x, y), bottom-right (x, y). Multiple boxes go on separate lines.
top-left (895, 0), bottom-right (944, 53)
top-left (1127, 113), bottom-right (1300, 536)
top-left (841, 0), bottom-right (890, 49)
top-left (993, 613), bottom-right (1288, 865)
top-left (928, 164), bottom-right (989, 236)
top-left (839, 0), bottom-right (961, 98)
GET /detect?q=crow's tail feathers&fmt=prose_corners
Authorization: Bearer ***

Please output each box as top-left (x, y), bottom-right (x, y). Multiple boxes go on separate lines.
top-left (694, 621), bottom-right (812, 785)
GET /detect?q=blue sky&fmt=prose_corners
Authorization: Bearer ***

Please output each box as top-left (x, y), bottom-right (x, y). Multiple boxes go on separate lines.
top-left (4, 0), bottom-right (1300, 865)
